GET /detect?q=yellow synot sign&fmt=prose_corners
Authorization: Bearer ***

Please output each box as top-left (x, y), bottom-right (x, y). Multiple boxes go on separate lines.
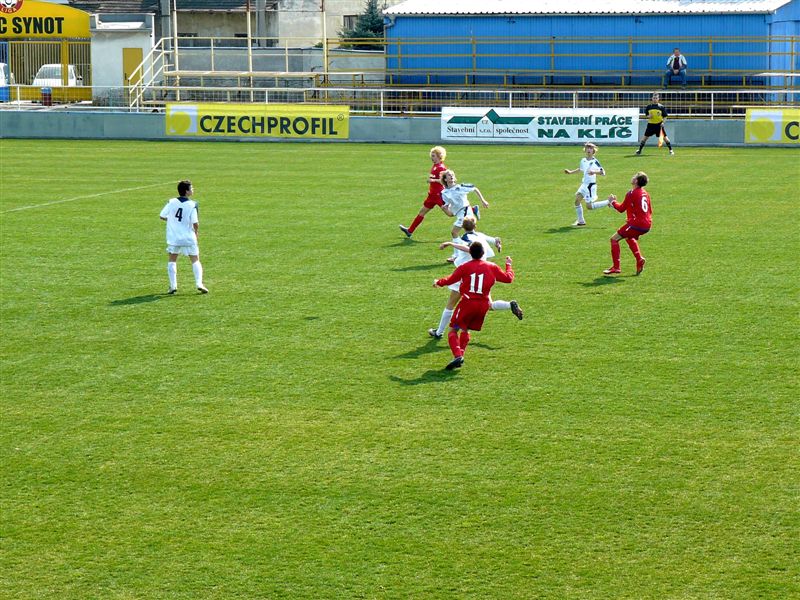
top-left (166, 103), bottom-right (350, 139)
top-left (745, 108), bottom-right (800, 145)
top-left (0, 0), bottom-right (90, 39)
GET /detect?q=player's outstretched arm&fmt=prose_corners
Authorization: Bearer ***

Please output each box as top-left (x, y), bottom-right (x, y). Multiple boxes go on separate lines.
top-left (440, 241), bottom-right (470, 253)
top-left (475, 187), bottom-right (490, 208)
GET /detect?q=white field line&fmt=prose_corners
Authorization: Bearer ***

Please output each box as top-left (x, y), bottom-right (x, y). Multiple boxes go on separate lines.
top-left (2, 181), bottom-right (173, 213)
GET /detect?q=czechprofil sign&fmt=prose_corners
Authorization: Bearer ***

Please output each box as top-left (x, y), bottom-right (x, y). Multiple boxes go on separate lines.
top-left (745, 108), bottom-right (800, 145)
top-left (442, 107), bottom-right (639, 144)
top-left (166, 103), bottom-right (350, 139)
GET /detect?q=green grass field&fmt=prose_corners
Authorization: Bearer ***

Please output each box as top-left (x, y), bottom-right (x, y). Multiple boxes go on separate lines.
top-left (1, 139), bottom-right (797, 598)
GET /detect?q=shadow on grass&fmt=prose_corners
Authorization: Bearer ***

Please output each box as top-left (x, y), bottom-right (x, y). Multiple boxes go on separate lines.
top-left (389, 370), bottom-right (461, 385)
top-left (544, 226), bottom-right (585, 234)
top-left (580, 276), bottom-right (626, 287)
top-left (394, 339), bottom-right (499, 361)
top-left (385, 238), bottom-right (439, 248)
top-left (394, 339), bottom-right (444, 359)
top-left (109, 294), bottom-right (166, 306)
top-left (391, 262), bottom-right (446, 272)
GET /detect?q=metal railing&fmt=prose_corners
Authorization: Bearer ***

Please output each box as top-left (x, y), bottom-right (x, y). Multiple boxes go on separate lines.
top-left (5, 84), bottom-right (792, 119)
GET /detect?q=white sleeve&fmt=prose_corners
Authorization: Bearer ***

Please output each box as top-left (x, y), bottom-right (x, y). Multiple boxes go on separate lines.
top-left (191, 207), bottom-right (199, 225)
top-left (159, 201), bottom-right (171, 218)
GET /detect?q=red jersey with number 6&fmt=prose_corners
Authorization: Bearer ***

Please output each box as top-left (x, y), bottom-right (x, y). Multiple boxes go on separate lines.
top-left (614, 187), bottom-right (652, 229)
top-left (436, 259), bottom-right (514, 305)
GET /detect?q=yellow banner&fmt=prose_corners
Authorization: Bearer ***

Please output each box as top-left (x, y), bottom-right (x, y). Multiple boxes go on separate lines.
top-left (745, 108), bottom-right (800, 145)
top-left (0, 0), bottom-right (90, 39)
top-left (166, 103), bottom-right (350, 139)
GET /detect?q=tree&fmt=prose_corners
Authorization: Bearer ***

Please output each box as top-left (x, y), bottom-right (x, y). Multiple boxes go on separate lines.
top-left (339, 0), bottom-right (384, 50)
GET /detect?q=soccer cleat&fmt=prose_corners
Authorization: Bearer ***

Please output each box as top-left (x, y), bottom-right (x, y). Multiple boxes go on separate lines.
top-left (472, 205), bottom-right (480, 220)
top-left (635, 150), bottom-right (642, 155)
top-left (428, 328), bottom-right (443, 340)
top-left (446, 256), bottom-right (456, 264)
top-left (510, 300), bottom-right (524, 321)
top-left (572, 220), bottom-right (587, 227)
top-left (399, 225), bottom-right (412, 238)
top-left (445, 356), bottom-right (464, 370)
top-left (636, 257), bottom-right (647, 275)
top-left (603, 266), bottom-right (621, 275)
top-left (197, 285), bottom-right (209, 294)
top-left (669, 149), bottom-right (675, 155)
top-left (167, 288), bottom-right (177, 295)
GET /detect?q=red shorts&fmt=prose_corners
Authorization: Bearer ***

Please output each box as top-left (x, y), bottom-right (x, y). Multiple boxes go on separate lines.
top-left (423, 192), bottom-right (444, 209)
top-left (450, 300), bottom-right (490, 332)
top-left (617, 223), bottom-right (650, 240)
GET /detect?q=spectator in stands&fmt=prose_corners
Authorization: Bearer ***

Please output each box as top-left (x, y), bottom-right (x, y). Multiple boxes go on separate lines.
top-left (663, 48), bottom-right (688, 89)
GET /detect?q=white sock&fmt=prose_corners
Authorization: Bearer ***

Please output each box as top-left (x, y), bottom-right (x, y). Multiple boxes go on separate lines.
top-left (492, 300), bottom-right (511, 311)
top-left (437, 309), bottom-right (454, 336)
top-left (167, 262), bottom-right (177, 289)
top-left (575, 205), bottom-right (585, 223)
top-left (192, 261), bottom-right (203, 287)
top-left (592, 199), bottom-right (610, 209)
top-left (451, 237), bottom-right (460, 261)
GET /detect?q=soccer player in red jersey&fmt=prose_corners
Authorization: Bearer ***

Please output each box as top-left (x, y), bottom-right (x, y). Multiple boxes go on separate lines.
top-left (434, 242), bottom-right (515, 370)
top-left (399, 146), bottom-right (450, 237)
top-left (603, 171), bottom-right (652, 276)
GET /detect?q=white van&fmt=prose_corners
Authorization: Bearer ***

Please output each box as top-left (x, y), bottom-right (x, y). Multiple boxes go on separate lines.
top-left (32, 64), bottom-right (82, 87)
top-left (0, 62), bottom-right (14, 85)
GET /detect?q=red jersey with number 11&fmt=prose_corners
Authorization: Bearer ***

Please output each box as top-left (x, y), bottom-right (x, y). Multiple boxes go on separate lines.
top-left (436, 259), bottom-right (514, 305)
top-left (614, 187), bottom-right (652, 229)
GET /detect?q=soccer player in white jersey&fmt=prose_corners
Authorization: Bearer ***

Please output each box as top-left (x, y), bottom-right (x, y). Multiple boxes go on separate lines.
top-left (440, 169), bottom-right (490, 262)
top-left (428, 216), bottom-right (522, 339)
top-left (563, 142), bottom-right (611, 226)
top-left (159, 180), bottom-right (208, 294)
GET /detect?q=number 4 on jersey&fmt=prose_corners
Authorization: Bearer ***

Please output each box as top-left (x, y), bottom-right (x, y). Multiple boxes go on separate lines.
top-left (175, 207), bottom-right (183, 221)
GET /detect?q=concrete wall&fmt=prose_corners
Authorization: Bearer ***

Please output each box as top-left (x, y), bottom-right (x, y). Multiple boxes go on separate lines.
top-left (0, 110), bottom-right (750, 145)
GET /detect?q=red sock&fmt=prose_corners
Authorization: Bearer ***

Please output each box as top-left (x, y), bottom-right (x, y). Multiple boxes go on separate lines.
top-left (458, 331), bottom-right (470, 356)
top-left (408, 214), bottom-right (425, 234)
top-left (448, 329), bottom-right (461, 357)
top-left (611, 239), bottom-right (621, 268)
top-left (626, 238), bottom-right (642, 261)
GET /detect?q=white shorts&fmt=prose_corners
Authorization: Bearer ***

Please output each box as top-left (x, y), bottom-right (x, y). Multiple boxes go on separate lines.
top-left (448, 282), bottom-right (460, 292)
top-left (167, 244), bottom-right (199, 256)
top-left (452, 205), bottom-right (476, 228)
top-left (577, 183), bottom-right (597, 201)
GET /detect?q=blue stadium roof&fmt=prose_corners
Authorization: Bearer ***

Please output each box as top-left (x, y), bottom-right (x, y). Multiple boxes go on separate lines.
top-left (385, 0), bottom-right (794, 16)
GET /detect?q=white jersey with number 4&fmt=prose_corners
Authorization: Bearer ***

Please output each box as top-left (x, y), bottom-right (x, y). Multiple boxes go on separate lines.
top-left (160, 197), bottom-right (198, 246)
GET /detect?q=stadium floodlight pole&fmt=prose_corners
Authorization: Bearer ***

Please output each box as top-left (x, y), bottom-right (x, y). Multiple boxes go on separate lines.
top-left (172, 0), bottom-right (180, 101)
top-left (321, 0), bottom-right (328, 81)
top-left (246, 0), bottom-right (253, 75)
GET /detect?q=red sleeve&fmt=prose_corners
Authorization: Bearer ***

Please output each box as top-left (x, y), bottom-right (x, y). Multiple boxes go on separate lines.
top-left (436, 264), bottom-right (466, 287)
top-left (612, 191), bottom-right (629, 213)
top-left (492, 262), bottom-right (515, 284)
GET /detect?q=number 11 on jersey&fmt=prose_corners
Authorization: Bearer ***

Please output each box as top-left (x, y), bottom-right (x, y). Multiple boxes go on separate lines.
top-left (469, 273), bottom-right (485, 294)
